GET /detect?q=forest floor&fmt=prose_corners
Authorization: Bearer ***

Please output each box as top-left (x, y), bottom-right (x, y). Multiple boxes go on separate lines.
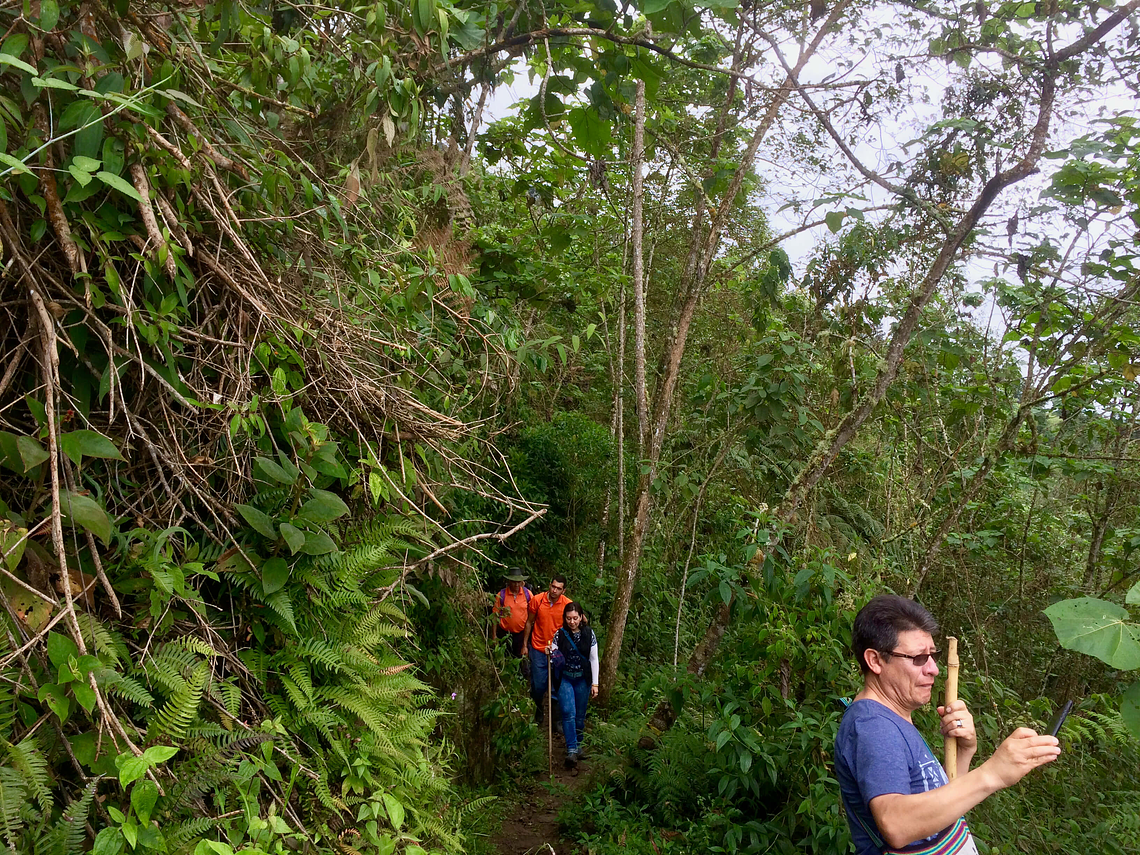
top-left (491, 725), bottom-right (591, 855)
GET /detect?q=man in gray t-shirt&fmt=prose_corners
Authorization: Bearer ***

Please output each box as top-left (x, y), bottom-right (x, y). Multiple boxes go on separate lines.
top-left (834, 595), bottom-right (1060, 854)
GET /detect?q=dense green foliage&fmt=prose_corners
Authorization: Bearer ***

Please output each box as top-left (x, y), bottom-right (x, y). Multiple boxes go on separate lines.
top-left (3, 0), bottom-right (1140, 853)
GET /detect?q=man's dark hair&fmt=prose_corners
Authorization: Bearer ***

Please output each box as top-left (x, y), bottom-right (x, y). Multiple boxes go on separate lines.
top-left (551, 575), bottom-right (567, 586)
top-left (852, 595), bottom-right (939, 674)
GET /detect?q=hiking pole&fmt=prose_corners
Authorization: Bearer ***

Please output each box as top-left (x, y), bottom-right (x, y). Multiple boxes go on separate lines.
top-left (547, 650), bottom-right (553, 778)
top-left (944, 636), bottom-right (959, 779)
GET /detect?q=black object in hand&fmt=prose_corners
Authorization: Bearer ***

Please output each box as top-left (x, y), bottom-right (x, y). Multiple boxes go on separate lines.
top-left (1047, 700), bottom-right (1073, 737)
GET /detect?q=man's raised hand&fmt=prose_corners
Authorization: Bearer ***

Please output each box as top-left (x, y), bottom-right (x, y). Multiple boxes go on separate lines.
top-left (983, 727), bottom-right (1061, 790)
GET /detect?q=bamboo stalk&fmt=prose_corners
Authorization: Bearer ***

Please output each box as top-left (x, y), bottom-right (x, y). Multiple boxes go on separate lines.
top-left (944, 636), bottom-right (960, 779)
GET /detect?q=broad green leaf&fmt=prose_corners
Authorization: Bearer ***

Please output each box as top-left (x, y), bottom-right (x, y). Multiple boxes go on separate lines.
top-left (38, 683), bottom-right (70, 723)
top-left (235, 504), bottom-right (277, 540)
top-left (310, 449), bottom-right (347, 478)
top-left (73, 681), bottom-right (97, 713)
top-left (0, 52), bottom-right (37, 75)
top-left (1044, 597), bottom-right (1140, 671)
top-left (32, 76), bottom-right (78, 91)
top-left (60, 429), bottom-right (124, 465)
top-left (383, 792), bottom-right (405, 831)
top-left (299, 489), bottom-right (349, 523)
top-left (279, 523), bottom-right (305, 555)
top-left (0, 523), bottom-right (26, 571)
top-left (16, 435), bottom-right (49, 471)
top-left (116, 754), bottom-right (149, 786)
top-left (141, 745), bottom-right (178, 764)
top-left (1127, 578), bottom-right (1140, 605)
top-left (825, 211), bottom-right (845, 233)
top-left (0, 152), bottom-right (32, 175)
top-left (131, 779), bottom-right (159, 825)
top-left (96, 170), bottom-right (141, 202)
top-left (1123, 679), bottom-right (1140, 739)
top-left (92, 827), bottom-right (124, 855)
top-left (38, 0), bottom-right (60, 30)
top-left (162, 89), bottom-right (204, 108)
top-left (47, 631), bottom-right (79, 668)
top-left (69, 164), bottom-right (94, 185)
top-left (72, 155), bottom-right (102, 171)
top-left (640, 0), bottom-right (674, 12)
top-left (60, 490), bottom-right (112, 543)
top-left (300, 531), bottom-right (337, 555)
top-left (261, 556), bottom-right (289, 595)
top-left (255, 456), bottom-right (295, 484)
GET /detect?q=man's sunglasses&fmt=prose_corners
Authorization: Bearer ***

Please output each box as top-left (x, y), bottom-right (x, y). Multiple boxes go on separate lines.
top-left (881, 649), bottom-right (941, 666)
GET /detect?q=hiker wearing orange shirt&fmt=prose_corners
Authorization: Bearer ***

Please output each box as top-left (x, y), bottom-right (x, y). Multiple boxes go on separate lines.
top-left (522, 575), bottom-right (569, 724)
top-left (493, 568), bottom-right (532, 658)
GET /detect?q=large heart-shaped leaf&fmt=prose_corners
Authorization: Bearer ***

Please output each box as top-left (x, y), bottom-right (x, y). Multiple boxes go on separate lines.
top-left (1044, 597), bottom-right (1140, 670)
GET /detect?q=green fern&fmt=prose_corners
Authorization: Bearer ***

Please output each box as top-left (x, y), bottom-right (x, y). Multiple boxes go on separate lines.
top-left (163, 816), bottom-right (222, 854)
top-left (37, 779), bottom-right (97, 855)
top-left (106, 673), bottom-right (155, 708)
top-left (0, 765), bottom-right (27, 851)
top-left (148, 661), bottom-right (210, 742)
top-left (5, 736), bottom-right (51, 813)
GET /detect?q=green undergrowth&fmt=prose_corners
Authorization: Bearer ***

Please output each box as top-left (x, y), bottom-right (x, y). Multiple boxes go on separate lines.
top-left (0, 408), bottom-right (484, 855)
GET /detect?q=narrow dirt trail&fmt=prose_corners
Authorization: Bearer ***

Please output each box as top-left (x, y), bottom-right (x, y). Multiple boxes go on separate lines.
top-left (490, 731), bottom-right (592, 855)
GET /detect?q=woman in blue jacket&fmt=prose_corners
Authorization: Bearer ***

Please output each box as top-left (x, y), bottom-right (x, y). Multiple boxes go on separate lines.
top-left (552, 602), bottom-right (599, 768)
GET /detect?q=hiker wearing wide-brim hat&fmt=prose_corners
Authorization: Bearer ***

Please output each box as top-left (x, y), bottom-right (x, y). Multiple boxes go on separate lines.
top-left (493, 568), bottom-right (532, 658)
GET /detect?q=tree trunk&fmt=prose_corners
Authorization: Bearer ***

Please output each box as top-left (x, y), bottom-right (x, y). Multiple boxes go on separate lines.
top-left (597, 6), bottom-right (852, 703)
top-left (599, 79), bottom-right (646, 704)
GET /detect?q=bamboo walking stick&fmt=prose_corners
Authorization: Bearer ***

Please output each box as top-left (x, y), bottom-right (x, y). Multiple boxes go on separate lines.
top-left (547, 650), bottom-right (553, 778)
top-left (944, 636), bottom-right (960, 779)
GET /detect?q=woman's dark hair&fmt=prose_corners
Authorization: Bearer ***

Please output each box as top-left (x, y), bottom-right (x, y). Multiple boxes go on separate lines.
top-left (562, 601), bottom-right (583, 626)
top-left (852, 595), bottom-right (939, 674)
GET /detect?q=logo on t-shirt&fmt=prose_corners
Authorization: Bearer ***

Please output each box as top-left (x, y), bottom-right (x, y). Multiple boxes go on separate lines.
top-left (919, 758), bottom-right (945, 791)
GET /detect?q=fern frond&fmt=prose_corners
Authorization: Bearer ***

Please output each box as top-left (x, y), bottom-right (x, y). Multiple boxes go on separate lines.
top-left (39, 779), bottom-right (97, 855)
top-left (218, 680), bottom-right (242, 717)
top-left (107, 674), bottom-right (156, 708)
top-left (6, 735), bottom-right (51, 812)
top-left (143, 643), bottom-right (201, 694)
top-left (292, 639), bottom-right (348, 674)
top-left (163, 816), bottom-right (221, 853)
top-left (266, 590), bottom-right (297, 631)
top-left (148, 661), bottom-right (209, 742)
top-left (0, 766), bottom-right (27, 851)
top-left (75, 613), bottom-right (127, 666)
top-left (174, 636), bottom-right (220, 659)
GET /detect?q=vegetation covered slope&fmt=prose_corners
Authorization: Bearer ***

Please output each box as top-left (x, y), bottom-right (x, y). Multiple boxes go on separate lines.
top-left (3, 0), bottom-right (1140, 853)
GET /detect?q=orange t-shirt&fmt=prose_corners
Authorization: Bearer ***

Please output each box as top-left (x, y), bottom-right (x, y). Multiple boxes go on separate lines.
top-left (494, 587), bottom-right (531, 633)
top-left (528, 591), bottom-right (569, 651)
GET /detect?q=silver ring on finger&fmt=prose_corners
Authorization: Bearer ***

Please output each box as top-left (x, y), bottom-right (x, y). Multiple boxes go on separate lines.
top-left (954, 719), bottom-right (963, 728)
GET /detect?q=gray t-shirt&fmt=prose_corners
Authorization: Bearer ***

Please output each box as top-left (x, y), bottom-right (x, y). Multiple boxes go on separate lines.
top-left (834, 699), bottom-right (979, 855)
